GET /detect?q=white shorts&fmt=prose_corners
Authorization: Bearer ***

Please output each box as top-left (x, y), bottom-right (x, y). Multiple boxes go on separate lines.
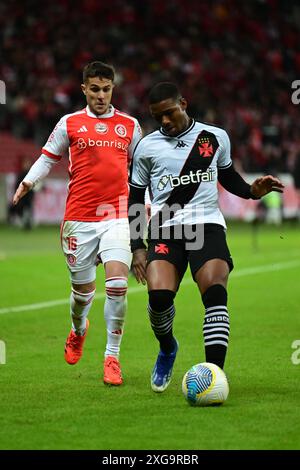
top-left (61, 218), bottom-right (132, 284)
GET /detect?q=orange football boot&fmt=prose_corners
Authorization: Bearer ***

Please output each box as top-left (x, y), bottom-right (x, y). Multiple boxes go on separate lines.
top-left (64, 319), bottom-right (89, 365)
top-left (103, 355), bottom-right (123, 385)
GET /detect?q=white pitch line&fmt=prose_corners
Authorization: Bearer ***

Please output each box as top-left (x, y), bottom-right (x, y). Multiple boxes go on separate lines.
top-left (0, 285), bottom-right (145, 315)
top-left (230, 259), bottom-right (300, 278)
top-left (0, 259), bottom-right (299, 315)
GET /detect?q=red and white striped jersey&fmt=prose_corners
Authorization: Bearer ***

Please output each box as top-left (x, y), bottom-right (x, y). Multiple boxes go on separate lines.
top-left (42, 105), bottom-right (142, 221)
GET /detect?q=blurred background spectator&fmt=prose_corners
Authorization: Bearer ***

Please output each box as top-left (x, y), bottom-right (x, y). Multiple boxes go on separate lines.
top-left (7, 156), bottom-right (35, 229)
top-left (0, 0), bottom-right (299, 222)
top-left (290, 150), bottom-right (300, 217)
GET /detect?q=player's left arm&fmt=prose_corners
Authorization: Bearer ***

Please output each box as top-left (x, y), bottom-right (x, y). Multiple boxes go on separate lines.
top-left (250, 175), bottom-right (284, 198)
top-left (217, 129), bottom-right (284, 199)
top-left (218, 165), bottom-right (284, 199)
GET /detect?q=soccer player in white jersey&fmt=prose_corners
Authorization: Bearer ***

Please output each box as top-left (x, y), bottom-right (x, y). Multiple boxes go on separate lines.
top-left (13, 61), bottom-right (142, 386)
top-left (128, 82), bottom-right (284, 392)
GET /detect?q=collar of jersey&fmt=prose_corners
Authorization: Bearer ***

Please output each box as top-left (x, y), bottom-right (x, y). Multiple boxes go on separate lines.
top-left (159, 118), bottom-right (195, 138)
top-left (85, 105), bottom-right (115, 119)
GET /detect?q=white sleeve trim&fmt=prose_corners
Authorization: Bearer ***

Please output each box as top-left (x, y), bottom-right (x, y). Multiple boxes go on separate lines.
top-left (218, 162), bottom-right (232, 169)
top-left (129, 181), bottom-right (148, 189)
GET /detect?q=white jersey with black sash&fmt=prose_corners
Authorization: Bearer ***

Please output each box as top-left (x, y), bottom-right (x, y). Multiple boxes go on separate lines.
top-left (130, 119), bottom-right (232, 229)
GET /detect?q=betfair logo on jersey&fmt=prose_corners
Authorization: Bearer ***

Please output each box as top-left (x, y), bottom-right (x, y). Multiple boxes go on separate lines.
top-left (77, 138), bottom-right (128, 151)
top-left (157, 175), bottom-right (170, 191)
top-left (157, 168), bottom-right (215, 191)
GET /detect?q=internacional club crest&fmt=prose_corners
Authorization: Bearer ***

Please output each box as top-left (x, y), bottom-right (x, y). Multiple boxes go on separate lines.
top-left (67, 254), bottom-right (77, 266)
top-left (114, 124), bottom-right (127, 137)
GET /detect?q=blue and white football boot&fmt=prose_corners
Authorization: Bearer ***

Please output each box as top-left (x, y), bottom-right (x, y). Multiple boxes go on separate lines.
top-left (151, 339), bottom-right (179, 392)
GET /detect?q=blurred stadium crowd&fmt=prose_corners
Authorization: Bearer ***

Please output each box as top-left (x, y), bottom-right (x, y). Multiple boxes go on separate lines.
top-left (0, 0), bottom-right (300, 175)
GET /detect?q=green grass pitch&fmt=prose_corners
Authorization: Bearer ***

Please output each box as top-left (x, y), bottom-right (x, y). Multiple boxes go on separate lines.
top-left (0, 221), bottom-right (299, 450)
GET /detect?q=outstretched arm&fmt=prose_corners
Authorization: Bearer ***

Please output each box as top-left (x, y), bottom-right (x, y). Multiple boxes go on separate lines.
top-left (13, 115), bottom-right (69, 206)
top-left (218, 165), bottom-right (284, 199)
top-left (250, 175), bottom-right (284, 198)
top-left (12, 154), bottom-right (57, 205)
top-left (13, 181), bottom-right (34, 205)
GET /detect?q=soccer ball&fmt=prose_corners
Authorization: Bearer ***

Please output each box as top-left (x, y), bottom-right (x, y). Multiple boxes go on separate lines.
top-left (182, 362), bottom-right (229, 406)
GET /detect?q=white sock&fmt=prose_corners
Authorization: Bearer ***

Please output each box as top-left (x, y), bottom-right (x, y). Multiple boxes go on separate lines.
top-left (70, 288), bottom-right (95, 336)
top-left (104, 277), bottom-right (128, 358)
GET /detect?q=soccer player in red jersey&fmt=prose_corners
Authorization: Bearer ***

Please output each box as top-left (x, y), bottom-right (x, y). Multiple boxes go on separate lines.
top-left (13, 61), bottom-right (142, 385)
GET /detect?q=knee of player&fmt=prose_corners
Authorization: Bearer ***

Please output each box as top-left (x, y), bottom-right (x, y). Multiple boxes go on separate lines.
top-left (105, 277), bottom-right (128, 300)
top-left (148, 289), bottom-right (175, 312)
top-left (201, 284), bottom-right (228, 308)
top-left (72, 288), bottom-right (96, 306)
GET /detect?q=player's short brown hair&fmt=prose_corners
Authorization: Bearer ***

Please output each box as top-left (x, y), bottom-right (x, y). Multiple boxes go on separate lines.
top-left (83, 61), bottom-right (115, 83)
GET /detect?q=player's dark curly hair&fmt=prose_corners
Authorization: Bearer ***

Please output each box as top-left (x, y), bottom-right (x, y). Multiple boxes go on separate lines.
top-left (149, 82), bottom-right (181, 104)
top-left (83, 61), bottom-right (115, 83)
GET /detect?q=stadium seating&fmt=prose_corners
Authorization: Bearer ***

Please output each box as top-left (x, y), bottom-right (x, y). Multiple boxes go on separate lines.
top-left (0, 0), bottom-right (299, 173)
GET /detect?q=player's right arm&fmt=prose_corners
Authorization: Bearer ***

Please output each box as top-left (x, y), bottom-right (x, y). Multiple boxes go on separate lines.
top-left (13, 116), bottom-right (69, 206)
top-left (13, 155), bottom-right (55, 205)
top-left (128, 139), bottom-right (151, 284)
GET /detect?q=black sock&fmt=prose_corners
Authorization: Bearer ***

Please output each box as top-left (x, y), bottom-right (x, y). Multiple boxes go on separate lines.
top-left (202, 284), bottom-right (230, 369)
top-left (148, 290), bottom-right (176, 354)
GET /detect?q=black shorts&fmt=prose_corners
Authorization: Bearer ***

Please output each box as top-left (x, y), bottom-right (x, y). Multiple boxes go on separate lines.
top-left (147, 223), bottom-right (234, 280)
